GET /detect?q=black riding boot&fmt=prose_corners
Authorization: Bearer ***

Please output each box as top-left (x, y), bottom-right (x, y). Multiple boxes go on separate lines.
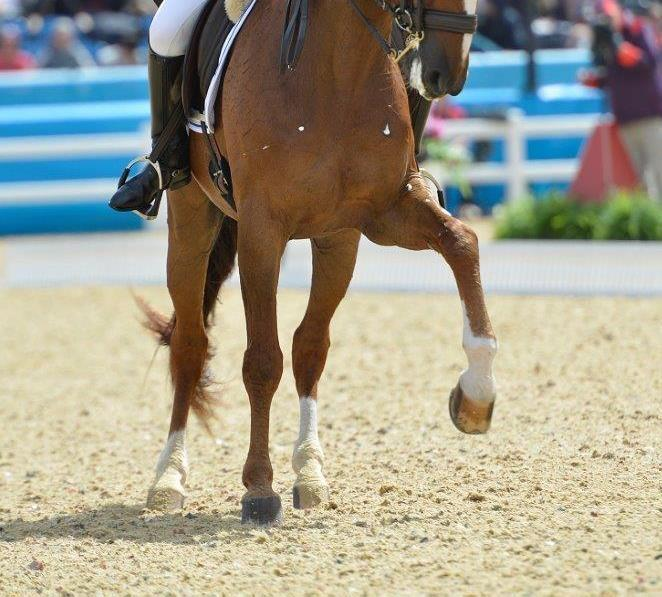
top-left (109, 50), bottom-right (191, 219)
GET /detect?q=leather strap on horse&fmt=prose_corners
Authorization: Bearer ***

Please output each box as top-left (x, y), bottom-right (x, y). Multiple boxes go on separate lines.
top-left (280, 0), bottom-right (310, 71)
top-left (347, 0), bottom-right (394, 57)
top-left (280, 0), bottom-right (477, 72)
top-left (424, 11), bottom-right (478, 34)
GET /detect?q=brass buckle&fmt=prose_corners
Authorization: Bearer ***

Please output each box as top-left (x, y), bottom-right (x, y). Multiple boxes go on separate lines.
top-left (394, 31), bottom-right (424, 63)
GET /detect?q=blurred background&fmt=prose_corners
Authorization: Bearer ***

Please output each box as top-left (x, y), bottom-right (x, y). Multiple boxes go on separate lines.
top-left (0, 0), bottom-right (661, 289)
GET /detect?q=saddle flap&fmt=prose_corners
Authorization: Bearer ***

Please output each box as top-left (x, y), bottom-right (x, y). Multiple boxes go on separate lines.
top-left (182, 0), bottom-right (234, 117)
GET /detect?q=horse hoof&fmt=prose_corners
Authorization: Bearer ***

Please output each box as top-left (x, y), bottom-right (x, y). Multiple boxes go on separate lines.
top-left (449, 384), bottom-right (494, 435)
top-left (241, 494), bottom-right (283, 526)
top-left (146, 486), bottom-right (186, 512)
top-left (293, 482), bottom-right (329, 510)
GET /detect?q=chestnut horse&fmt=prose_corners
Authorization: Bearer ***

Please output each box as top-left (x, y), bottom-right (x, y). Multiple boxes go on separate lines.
top-left (143, 0), bottom-right (496, 525)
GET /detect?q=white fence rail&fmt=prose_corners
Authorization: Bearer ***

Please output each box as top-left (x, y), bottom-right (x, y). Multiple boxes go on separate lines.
top-left (424, 110), bottom-right (602, 202)
top-left (0, 111), bottom-right (601, 206)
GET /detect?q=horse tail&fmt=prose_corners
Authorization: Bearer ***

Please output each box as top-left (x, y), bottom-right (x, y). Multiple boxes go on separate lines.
top-left (136, 216), bottom-right (238, 430)
top-left (203, 217), bottom-right (238, 327)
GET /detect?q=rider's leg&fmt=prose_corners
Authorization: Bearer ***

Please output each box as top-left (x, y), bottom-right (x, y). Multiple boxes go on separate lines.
top-left (109, 0), bottom-right (207, 216)
top-left (149, 0), bottom-right (209, 57)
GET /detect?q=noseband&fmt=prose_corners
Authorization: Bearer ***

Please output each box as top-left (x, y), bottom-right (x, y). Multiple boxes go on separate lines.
top-left (281, 0), bottom-right (478, 71)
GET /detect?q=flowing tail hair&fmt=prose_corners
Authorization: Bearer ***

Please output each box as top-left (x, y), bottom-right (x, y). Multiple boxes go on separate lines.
top-left (137, 217), bottom-right (238, 429)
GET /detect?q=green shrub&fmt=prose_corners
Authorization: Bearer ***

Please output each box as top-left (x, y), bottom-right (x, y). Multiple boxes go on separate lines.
top-left (494, 191), bottom-right (662, 241)
top-left (593, 192), bottom-right (662, 241)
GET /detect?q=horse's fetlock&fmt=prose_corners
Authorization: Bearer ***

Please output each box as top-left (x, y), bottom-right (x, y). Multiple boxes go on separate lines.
top-left (242, 455), bottom-right (274, 490)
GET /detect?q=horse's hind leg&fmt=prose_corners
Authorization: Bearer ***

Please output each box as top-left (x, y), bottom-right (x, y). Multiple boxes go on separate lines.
top-left (237, 213), bottom-right (288, 525)
top-left (292, 230), bottom-right (360, 510)
top-left (364, 177), bottom-right (497, 434)
top-left (146, 183), bottom-right (224, 510)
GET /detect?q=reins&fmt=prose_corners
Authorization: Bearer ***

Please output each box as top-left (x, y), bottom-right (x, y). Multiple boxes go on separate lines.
top-left (280, 0), bottom-right (478, 71)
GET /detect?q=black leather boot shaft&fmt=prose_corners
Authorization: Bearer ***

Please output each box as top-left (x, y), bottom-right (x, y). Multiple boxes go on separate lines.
top-left (148, 50), bottom-right (190, 189)
top-left (109, 50), bottom-right (190, 218)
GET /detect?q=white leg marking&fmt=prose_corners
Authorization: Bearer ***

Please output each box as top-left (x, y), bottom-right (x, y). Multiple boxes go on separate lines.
top-left (154, 429), bottom-right (189, 491)
top-left (293, 397), bottom-right (324, 475)
top-left (458, 302), bottom-right (497, 403)
top-left (292, 397), bottom-right (328, 508)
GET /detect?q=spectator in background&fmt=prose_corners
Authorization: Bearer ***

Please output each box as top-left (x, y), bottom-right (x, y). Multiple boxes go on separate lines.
top-left (0, 23), bottom-right (36, 70)
top-left (478, 0), bottom-right (528, 49)
top-left (96, 32), bottom-right (143, 65)
top-left (0, 0), bottom-right (21, 19)
top-left (589, 0), bottom-right (662, 199)
top-left (40, 16), bottom-right (95, 68)
top-left (532, 0), bottom-right (594, 47)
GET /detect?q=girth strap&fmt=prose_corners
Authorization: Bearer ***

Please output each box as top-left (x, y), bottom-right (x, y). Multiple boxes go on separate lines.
top-left (280, 0), bottom-right (310, 71)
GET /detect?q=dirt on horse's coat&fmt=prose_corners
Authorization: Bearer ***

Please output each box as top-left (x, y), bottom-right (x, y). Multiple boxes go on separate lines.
top-left (143, 0), bottom-right (494, 526)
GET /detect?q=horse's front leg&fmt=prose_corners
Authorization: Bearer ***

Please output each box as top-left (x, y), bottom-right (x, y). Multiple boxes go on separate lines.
top-left (237, 211), bottom-right (288, 525)
top-left (364, 176), bottom-right (497, 433)
top-left (291, 230), bottom-right (360, 509)
top-left (146, 184), bottom-right (224, 510)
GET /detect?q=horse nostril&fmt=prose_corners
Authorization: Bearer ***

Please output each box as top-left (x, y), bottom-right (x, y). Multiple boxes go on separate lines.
top-left (424, 70), bottom-right (446, 97)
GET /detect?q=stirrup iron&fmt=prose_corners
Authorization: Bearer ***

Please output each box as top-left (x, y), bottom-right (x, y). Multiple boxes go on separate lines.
top-left (117, 156), bottom-right (165, 221)
top-left (420, 168), bottom-right (446, 209)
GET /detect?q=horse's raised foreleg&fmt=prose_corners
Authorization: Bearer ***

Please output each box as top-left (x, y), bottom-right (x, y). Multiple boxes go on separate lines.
top-left (237, 214), bottom-right (288, 525)
top-left (146, 184), bottom-right (223, 510)
top-left (292, 230), bottom-right (360, 510)
top-left (364, 176), bottom-right (497, 434)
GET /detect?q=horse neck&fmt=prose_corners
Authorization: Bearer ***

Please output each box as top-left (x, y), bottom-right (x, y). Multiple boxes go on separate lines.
top-left (318, 0), bottom-right (394, 84)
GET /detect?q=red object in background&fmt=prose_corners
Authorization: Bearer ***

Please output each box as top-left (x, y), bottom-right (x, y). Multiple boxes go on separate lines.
top-left (617, 41), bottom-right (643, 67)
top-left (570, 122), bottom-right (640, 202)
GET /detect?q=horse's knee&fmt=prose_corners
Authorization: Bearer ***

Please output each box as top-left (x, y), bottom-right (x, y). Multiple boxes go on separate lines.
top-left (243, 345), bottom-right (283, 397)
top-left (435, 218), bottom-right (479, 266)
top-left (171, 323), bottom-right (207, 353)
top-left (170, 324), bottom-right (208, 377)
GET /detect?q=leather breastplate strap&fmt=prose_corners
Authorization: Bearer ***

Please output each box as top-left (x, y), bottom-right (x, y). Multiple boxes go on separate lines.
top-left (280, 0), bottom-right (311, 71)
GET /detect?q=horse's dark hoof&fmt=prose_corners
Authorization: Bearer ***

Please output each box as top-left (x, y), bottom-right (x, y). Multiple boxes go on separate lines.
top-left (449, 384), bottom-right (494, 435)
top-left (241, 494), bottom-right (283, 526)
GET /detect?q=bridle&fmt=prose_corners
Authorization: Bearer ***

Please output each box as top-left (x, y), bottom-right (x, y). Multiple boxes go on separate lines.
top-left (351, 1), bottom-right (478, 63)
top-left (281, 0), bottom-right (478, 71)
